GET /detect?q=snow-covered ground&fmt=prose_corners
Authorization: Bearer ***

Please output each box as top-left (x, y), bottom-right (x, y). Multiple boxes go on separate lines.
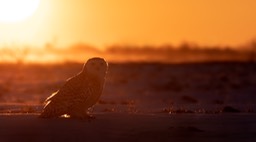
top-left (0, 113), bottom-right (255, 142)
top-left (0, 62), bottom-right (256, 141)
top-left (0, 62), bottom-right (256, 113)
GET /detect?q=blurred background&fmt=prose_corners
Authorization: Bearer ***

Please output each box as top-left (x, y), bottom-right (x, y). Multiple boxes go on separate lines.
top-left (0, 0), bottom-right (256, 64)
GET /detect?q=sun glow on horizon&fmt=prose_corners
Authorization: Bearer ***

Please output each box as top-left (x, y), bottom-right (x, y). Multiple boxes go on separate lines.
top-left (1, 0), bottom-right (256, 53)
top-left (0, 0), bottom-right (40, 23)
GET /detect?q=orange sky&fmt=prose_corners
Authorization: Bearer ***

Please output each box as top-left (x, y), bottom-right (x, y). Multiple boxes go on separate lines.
top-left (0, 0), bottom-right (256, 49)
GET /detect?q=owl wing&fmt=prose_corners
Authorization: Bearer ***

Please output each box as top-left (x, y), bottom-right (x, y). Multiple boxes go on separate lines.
top-left (42, 75), bottom-right (91, 116)
top-left (46, 75), bottom-right (89, 104)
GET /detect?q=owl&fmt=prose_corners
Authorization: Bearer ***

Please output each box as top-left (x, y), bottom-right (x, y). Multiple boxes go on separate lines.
top-left (40, 57), bottom-right (108, 119)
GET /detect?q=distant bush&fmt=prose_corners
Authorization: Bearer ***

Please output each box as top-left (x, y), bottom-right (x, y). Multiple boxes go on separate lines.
top-left (1, 41), bottom-right (256, 64)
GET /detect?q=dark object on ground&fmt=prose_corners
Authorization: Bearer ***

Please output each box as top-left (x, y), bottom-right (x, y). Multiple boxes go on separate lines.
top-left (222, 106), bottom-right (240, 113)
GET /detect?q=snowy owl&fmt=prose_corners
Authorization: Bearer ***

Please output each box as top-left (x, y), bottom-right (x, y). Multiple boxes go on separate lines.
top-left (40, 57), bottom-right (108, 119)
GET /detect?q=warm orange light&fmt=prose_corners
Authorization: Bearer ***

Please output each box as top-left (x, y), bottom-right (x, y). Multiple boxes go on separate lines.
top-left (0, 0), bottom-right (40, 23)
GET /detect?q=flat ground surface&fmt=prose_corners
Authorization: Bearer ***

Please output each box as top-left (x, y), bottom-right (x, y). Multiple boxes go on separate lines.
top-left (0, 62), bottom-right (256, 141)
top-left (0, 113), bottom-right (256, 142)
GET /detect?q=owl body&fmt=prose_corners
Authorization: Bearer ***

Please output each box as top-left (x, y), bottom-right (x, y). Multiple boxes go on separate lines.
top-left (40, 57), bottom-right (108, 119)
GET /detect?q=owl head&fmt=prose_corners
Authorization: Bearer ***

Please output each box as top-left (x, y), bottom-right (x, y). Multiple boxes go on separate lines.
top-left (83, 57), bottom-right (108, 79)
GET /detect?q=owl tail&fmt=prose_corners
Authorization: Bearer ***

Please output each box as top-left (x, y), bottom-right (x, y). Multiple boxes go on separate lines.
top-left (39, 101), bottom-right (63, 118)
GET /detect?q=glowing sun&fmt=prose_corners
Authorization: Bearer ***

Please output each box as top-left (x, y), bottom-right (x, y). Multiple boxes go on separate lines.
top-left (0, 0), bottom-right (40, 23)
